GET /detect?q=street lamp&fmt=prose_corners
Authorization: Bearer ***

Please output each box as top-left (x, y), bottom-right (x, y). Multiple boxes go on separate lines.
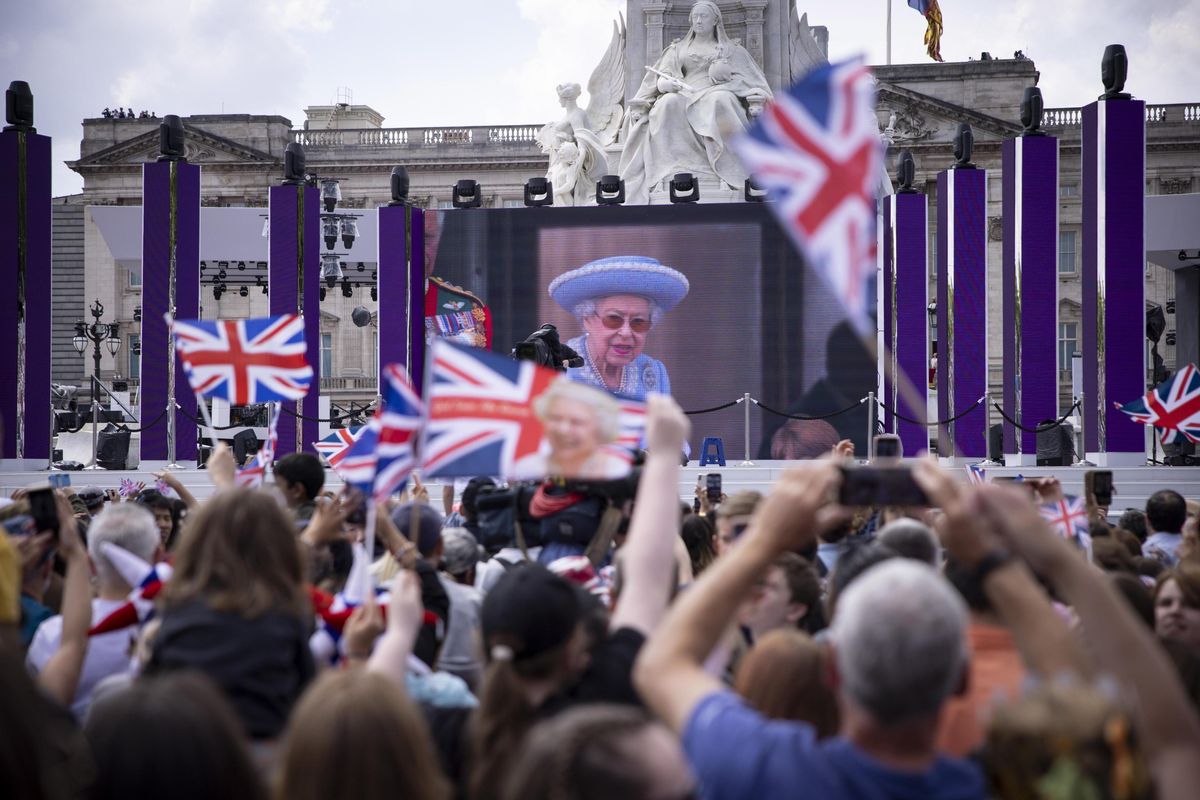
top-left (74, 299), bottom-right (122, 468)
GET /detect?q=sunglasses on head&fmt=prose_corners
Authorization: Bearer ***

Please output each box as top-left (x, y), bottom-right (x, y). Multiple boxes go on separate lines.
top-left (597, 312), bottom-right (651, 333)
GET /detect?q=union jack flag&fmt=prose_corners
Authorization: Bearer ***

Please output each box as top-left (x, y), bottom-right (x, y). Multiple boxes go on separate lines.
top-left (88, 542), bottom-right (174, 636)
top-left (235, 404), bottom-right (280, 489)
top-left (966, 464), bottom-right (986, 485)
top-left (422, 341), bottom-right (642, 479)
top-left (171, 315), bottom-right (313, 404)
top-left (334, 364), bottom-right (423, 502)
top-left (1116, 363), bottom-right (1200, 445)
top-left (1039, 495), bottom-right (1090, 543)
top-left (314, 426), bottom-right (365, 469)
top-left (734, 59), bottom-right (884, 335)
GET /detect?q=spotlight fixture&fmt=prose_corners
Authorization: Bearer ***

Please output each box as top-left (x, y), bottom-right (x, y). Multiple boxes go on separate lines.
top-left (133, 305), bottom-right (142, 323)
top-left (744, 177), bottom-right (767, 202)
top-left (356, 262), bottom-right (365, 272)
top-left (218, 260), bottom-right (229, 271)
top-left (237, 260), bottom-right (246, 271)
top-left (321, 179), bottom-right (341, 213)
top-left (596, 175), bottom-right (625, 206)
top-left (340, 218), bottom-right (358, 249)
top-left (157, 114), bottom-right (185, 161)
top-left (217, 267), bottom-right (227, 280)
top-left (388, 166), bottom-right (410, 206)
top-left (452, 179), bottom-right (482, 209)
top-left (1019, 87), bottom-right (1045, 136)
top-left (669, 173), bottom-right (699, 204)
top-left (953, 124), bottom-right (976, 169)
top-left (200, 260), bottom-right (207, 272)
top-left (1100, 44), bottom-right (1131, 101)
top-left (213, 284), bottom-right (224, 300)
top-left (341, 278), bottom-right (353, 298)
top-left (523, 177), bottom-right (553, 207)
top-left (239, 285), bottom-right (249, 298)
top-left (282, 142), bottom-right (306, 185)
top-left (1166, 299), bottom-right (1175, 314)
top-left (4, 80), bottom-right (35, 133)
top-left (256, 261), bottom-right (267, 270)
top-left (370, 286), bottom-right (377, 302)
top-left (258, 279), bottom-right (268, 295)
top-left (319, 287), bottom-right (327, 302)
top-left (896, 151), bottom-right (918, 193)
top-left (322, 254), bottom-right (343, 288)
top-left (323, 218), bottom-right (339, 250)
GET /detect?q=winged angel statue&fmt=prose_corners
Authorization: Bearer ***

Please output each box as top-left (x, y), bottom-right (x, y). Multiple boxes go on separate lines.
top-left (538, 16), bottom-right (626, 206)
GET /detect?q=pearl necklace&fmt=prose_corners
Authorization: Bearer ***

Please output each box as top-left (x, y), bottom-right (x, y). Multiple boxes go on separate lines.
top-left (583, 334), bottom-right (631, 395)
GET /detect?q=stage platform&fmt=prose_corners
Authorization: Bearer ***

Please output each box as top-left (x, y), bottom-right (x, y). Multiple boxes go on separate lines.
top-left (2, 459), bottom-right (1198, 517)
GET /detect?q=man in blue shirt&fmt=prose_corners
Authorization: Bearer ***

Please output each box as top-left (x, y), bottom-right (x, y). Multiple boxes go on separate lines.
top-left (1144, 490), bottom-right (1188, 566)
top-left (635, 464), bottom-right (986, 800)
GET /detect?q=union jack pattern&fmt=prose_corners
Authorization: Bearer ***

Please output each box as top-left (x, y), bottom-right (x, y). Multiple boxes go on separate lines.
top-left (171, 315), bottom-right (313, 404)
top-left (734, 59), bottom-right (884, 334)
top-left (88, 542), bottom-right (174, 636)
top-left (966, 464), bottom-right (986, 485)
top-left (1039, 495), bottom-right (1090, 543)
top-left (235, 404), bottom-right (280, 489)
top-left (334, 364), bottom-right (423, 502)
top-left (314, 426), bottom-right (366, 469)
top-left (1116, 362), bottom-right (1200, 445)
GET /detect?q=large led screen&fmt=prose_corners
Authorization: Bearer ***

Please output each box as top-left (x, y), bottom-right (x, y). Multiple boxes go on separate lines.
top-left (423, 204), bottom-right (875, 458)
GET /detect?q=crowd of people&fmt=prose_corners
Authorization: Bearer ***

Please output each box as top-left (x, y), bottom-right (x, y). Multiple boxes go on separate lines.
top-left (99, 108), bottom-right (156, 119)
top-left (2, 395), bottom-right (1199, 799)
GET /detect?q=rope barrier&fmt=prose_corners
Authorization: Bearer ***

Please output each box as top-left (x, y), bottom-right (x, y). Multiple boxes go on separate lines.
top-left (682, 399), bottom-right (742, 415)
top-left (278, 403), bottom-right (377, 424)
top-left (176, 408), bottom-right (249, 431)
top-left (106, 406), bottom-right (170, 434)
top-left (991, 401), bottom-right (1080, 434)
top-left (878, 394), bottom-right (986, 426)
top-left (753, 397), bottom-right (866, 422)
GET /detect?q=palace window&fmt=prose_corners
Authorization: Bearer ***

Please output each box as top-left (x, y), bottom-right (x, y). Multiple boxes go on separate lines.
top-left (1059, 230), bottom-right (1077, 274)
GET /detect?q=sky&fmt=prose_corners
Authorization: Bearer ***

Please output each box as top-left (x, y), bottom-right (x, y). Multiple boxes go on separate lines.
top-left (3, 0), bottom-right (1198, 196)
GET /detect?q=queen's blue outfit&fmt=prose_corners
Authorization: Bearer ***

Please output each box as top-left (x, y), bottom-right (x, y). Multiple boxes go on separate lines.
top-left (564, 333), bottom-right (671, 400)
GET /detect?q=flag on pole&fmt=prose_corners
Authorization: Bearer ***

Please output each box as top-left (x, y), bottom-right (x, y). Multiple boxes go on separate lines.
top-left (314, 426), bottom-right (366, 469)
top-left (1039, 495), bottom-right (1089, 543)
top-left (235, 404), bottom-right (280, 489)
top-left (907, 0), bottom-right (945, 62)
top-left (421, 340), bottom-right (643, 480)
top-left (334, 364), bottom-right (424, 502)
top-left (88, 543), bottom-right (174, 636)
top-left (1115, 363), bottom-right (1200, 446)
top-left (733, 59), bottom-right (884, 335)
top-left (171, 315), bottom-right (313, 404)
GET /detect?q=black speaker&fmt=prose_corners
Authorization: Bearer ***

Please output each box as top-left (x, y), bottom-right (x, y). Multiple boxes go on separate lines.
top-left (988, 424), bottom-right (1004, 464)
top-left (1036, 420), bottom-right (1074, 466)
top-left (96, 423), bottom-right (131, 470)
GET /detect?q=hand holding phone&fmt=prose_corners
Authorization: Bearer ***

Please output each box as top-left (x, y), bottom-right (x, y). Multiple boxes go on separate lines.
top-left (706, 473), bottom-right (722, 505)
top-left (838, 465), bottom-right (928, 507)
top-left (27, 484), bottom-right (60, 535)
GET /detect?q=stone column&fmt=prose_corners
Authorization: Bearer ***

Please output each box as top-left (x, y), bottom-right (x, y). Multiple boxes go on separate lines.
top-left (269, 184), bottom-right (321, 455)
top-left (741, 0), bottom-right (768, 69)
top-left (0, 119), bottom-right (52, 464)
top-left (1000, 135), bottom-right (1058, 464)
top-left (1081, 98), bottom-right (1145, 465)
top-left (377, 205), bottom-right (424, 391)
top-left (882, 192), bottom-right (929, 456)
top-left (140, 160), bottom-right (200, 466)
top-left (936, 166), bottom-right (988, 460)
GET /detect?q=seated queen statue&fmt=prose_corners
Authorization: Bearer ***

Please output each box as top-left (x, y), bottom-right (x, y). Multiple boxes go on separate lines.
top-left (619, 0), bottom-right (773, 204)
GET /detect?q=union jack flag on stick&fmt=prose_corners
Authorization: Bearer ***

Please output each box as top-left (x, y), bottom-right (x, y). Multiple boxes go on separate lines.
top-left (235, 403), bottom-right (280, 489)
top-left (1039, 495), bottom-right (1090, 543)
top-left (171, 314), bottom-right (314, 404)
top-left (734, 59), bottom-right (884, 335)
top-left (1115, 363), bottom-right (1200, 446)
top-left (334, 364), bottom-right (424, 503)
top-left (314, 425), bottom-right (366, 469)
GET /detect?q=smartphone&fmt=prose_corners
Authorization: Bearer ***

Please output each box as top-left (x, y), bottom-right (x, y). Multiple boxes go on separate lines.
top-left (873, 434), bottom-right (902, 461)
top-left (27, 484), bottom-right (60, 534)
top-left (48, 473), bottom-right (72, 489)
top-left (706, 473), bottom-right (722, 504)
top-left (1088, 470), bottom-right (1114, 507)
top-left (838, 466), bottom-right (928, 507)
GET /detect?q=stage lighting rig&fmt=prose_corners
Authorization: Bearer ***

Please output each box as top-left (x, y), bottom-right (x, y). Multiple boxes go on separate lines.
top-left (524, 177), bottom-right (553, 206)
top-left (669, 173), bottom-right (699, 203)
top-left (452, 179), bottom-right (482, 208)
top-left (388, 166), bottom-right (411, 206)
top-left (321, 178), bottom-right (342, 213)
top-left (281, 142), bottom-right (306, 185)
top-left (340, 218), bottom-right (358, 249)
top-left (341, 278), bottom-right (353, 298)
top-left (239, 285), bottom-right (249, 298)
top-left (896, 151), bottom-right (917, 194)
top-left (4, 80), bottom-right (35, 133)
top-left (322, 254), bottom-right (344, 288)
top-left (323, 218), bottom-right (339, 250)
top-left (596, 175), bottom-right (625, 206)
top-left (1019, 87), bottom-right (1045, 136)
top-left (1100, 44), bottom-right (1131, 101)
top-left (157, 114), bottom-right (185, 161)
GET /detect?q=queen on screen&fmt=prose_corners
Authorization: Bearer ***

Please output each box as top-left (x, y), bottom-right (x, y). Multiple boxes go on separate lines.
top-left (512, 378), bottom-right (632, 480)
top-left (548, 255), bottom-right (689, 401)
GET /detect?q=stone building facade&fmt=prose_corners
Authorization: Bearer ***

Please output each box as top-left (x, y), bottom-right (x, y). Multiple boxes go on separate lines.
top-left (54, 25), bottom-right (1198, 421)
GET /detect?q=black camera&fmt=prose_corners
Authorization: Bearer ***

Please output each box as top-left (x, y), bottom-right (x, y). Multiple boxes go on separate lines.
top-left (512, 324), bottom-right (584, 372)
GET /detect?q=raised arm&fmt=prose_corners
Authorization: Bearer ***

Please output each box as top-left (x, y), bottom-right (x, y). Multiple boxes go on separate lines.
top-left (979, 486), bottom-right (1200, 798)
top-left (608, 395), bottom-right (689, 637)
top-left (367, 570), bottom-right (424, 688)
top-left (37, 494), bottom-right (91, 706)
top-left (635, 464), bottom-right (841, 732)
top-left (155, 470), bottom-right (198, 509)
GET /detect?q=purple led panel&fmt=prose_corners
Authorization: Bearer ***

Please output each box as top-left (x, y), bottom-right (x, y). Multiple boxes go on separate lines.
top-left (269, 184), bottom-right (321, 455)
top-left (0, 130), bottom-right (52, 460)
top-left (1081, 99), bottom-right (1146, 460)
top-left (141, 160), bottom-right (200, 462)
top-left (378, 205), bottom-right (422, 391)
top-left (884, 193), bottom-right (929, 456)
top-left (1001, 136), bottom-right (1059, 459)
top-left (936, 168), bottom-right (988, 459)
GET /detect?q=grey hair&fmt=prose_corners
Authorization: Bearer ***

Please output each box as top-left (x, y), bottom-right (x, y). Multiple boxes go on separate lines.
top-left (877, 519), bottom-right (940, 567)
top-left (533, 378), bottom-right (621, 443)
top-left (87, 503), bottom-right (160, 590)
top-left (830, 559), bottom-right (967, 725)
top-left (572, 297), bottom-right (663, 327)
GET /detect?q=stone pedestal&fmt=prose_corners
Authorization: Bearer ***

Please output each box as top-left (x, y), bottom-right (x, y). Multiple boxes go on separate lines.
top-left (1001, 136), bottom-right (1058, 465)
top-left (882, 192), bottom-right (929, 457)
top-left (269, 184), bottom-right (321, 455)
top-left (1081, 99), bottom-right (1146, 465)
top-left (377, 205), bottom-right (424, 390)
top-left (936, 167), bottom-right (988, 459)
top-left (141, 160), bottom-right (200, 465)
top-left (0, 128), bottom-right (52, 464)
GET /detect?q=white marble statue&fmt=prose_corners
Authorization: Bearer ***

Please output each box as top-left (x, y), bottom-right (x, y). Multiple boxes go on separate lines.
top-left (618, 1), bottom-right (773, 204)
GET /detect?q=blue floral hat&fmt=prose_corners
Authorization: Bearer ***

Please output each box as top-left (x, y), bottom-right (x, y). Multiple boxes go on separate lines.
top-left (549, 256), bottom-right (690, 313)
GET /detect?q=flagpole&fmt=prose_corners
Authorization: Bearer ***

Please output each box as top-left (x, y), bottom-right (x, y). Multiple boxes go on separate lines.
top-left (886, 0), bottom-right (893, 65)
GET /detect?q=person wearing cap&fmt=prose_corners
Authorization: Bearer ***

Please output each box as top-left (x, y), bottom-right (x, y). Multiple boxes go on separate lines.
top-left (76, 486), bottom-right (107, 517)
top-left (436, 527), bottom-right (484, 690)
top-left (549, 255), bottom-right (689, 401)
top-left (389, 502), bottom-right (451, 671)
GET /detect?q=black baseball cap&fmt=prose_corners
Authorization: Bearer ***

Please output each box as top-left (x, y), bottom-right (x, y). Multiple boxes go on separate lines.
top-left (481, 564), bottom-right (581, 662)
top-left (77, 486), bottom-right (106, 510)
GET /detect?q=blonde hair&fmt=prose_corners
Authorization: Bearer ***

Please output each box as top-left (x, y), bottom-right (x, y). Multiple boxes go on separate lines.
top-left (533, 378), bottom-right (621, 444)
